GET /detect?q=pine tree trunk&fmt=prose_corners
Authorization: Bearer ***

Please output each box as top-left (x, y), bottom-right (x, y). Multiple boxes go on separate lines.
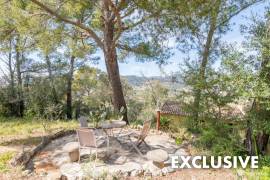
top-left (45, 55), bottom-right (59, 104)
top-left (15, 37), bottom-right (24, 117)
top-left (8, 38), bottom-right (16, 115)
top-left (256, 132), bottom-right (269, 155)
top-left (66, 56), bottom-right (75, 119)
top-left (102, 0), bottom-right (128, 123)
top-left (244, 126), bottom-right (255, 156)
top-left (192, 1), bottom-right (220, 123)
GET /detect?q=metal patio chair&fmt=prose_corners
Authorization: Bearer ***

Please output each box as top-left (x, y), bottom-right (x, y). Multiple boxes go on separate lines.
top-left (119, 120), bottom-right (152, 157)
top-left (78, 116), bottom-right (88, 128)
top-left (76, 128), bottom-right (106, 163)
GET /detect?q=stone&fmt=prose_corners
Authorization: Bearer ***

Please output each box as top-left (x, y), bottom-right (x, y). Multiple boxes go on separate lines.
top-left (152, 169), bottom-right (163, 176)
top-left (22, 169), bottom-right (31, 176)
top-left (143, 161), bottom-right (162, 176)
top-left (63, 142), bottom-right (79, 162)
top-left (52, 155), bottom-right (70, 167)
top-left (161, 167), bottom-right (169, 175)
top-left (114, 156), bottom-right (127, 165)
top-left (166, 166), bottom-right (176, 173)
top-left (146, 149), bottom-right (168, 163)
top-left (46, 171), bottom-right (62, 180)
top-left (60, 163), bottom-right (83, 180)
top-left (161, 166), bottom-right (175, 175)
top-left (147, 149), bottom-right (168, 168)
top-left (107, 165), bottom-right (122, 175)
top-left (163, 149), bottom-right (190, 168)
top-left (130, 169), bottom-right (143, 177)
top-left (63, 142), bottom-right (79, 152)
top-left (174, 148), bottom-right (189, 156)
top-left (121, 162), bottom-right (142, 173)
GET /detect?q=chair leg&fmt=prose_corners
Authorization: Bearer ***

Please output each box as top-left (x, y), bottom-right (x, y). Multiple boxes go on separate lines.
top-left (136, 139), bottom-right (143, 147)
top-left (131, 142), bottom-right (144, 157)
top-left (106, 135), bottom-right (110, 156)
top-left (89, 148), bottom-right (92, 162)
top-left (142, 139), bottom-right (151, 149)
top-left (128, 137), bottom-right (144, 157)
top-left (94, 149), bottom-right (98, 168)
top-left (78, 148), bottom-right (81, 163)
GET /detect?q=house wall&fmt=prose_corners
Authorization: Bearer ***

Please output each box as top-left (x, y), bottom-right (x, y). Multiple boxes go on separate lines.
top-left (160, 114), bottom-right (187, 127)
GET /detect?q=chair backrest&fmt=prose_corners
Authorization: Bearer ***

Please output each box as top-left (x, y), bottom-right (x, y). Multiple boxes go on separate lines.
top-left (139, 120), bottom-right (151, 140)
top-left (78, 116), bottom-right (88, 127)
top-left (76, 128), bottom-right (97, 148)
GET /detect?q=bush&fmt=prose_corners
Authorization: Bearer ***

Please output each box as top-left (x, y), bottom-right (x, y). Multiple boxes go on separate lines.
top-left (259, 156), bottom-right (270, 167)
top-left (246, 166), bottom-right (270, 180)
top-left (160, 116), bottom-right (170, 131)
top-left (0, 151), bottom-right (15, 173)
top-left (195, 120), bottom-right (244, 156)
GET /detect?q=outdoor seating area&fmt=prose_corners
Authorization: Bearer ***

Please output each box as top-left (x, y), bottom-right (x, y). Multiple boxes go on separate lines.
top-left (32, 118), bottom-right (188, 179)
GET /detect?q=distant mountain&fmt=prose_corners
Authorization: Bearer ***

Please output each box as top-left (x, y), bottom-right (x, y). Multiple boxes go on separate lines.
top-left (122, 75), bottom-right (184, 88)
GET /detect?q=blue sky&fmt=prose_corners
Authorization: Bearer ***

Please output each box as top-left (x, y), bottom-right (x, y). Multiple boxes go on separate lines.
top-left (92, 1), bottom-right (269, 77)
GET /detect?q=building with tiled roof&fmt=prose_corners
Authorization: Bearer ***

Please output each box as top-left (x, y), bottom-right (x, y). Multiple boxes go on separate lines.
top-left (160, 101), bottom-right (190, 116)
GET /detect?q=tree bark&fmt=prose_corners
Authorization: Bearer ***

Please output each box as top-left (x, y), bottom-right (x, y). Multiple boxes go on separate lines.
top-left (244, 125), bottom-right (255, 156)
top-left (45, 55), bottom-right (59, 104)
top-left (15, 37), bottom-right (24, 117)
top-left (256, 131), bottom-right (269, 155)
top-left (8, 38), bottom-right (16, 115)
top-left (102, 0), bottom-right (128, 123)
top-left (66, 55), bottom-right (75, 119)
top-left (192, 1), bottom-right (220, 123)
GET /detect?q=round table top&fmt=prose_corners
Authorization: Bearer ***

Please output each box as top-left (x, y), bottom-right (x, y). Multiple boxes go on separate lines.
top-left (99, 120), bottom-right (126, 129)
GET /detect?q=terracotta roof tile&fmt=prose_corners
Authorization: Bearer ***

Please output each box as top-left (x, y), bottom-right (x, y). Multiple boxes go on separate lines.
top-left (160, 101), bottom-right (190, 116)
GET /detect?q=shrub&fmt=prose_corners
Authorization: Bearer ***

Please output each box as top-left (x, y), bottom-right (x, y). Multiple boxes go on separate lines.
top-left (160, 116), bottom-right (170, 131)
top-left (0, 151), bottom-right (15, 173)
top-left (195, 120), bottom-right (244, 156)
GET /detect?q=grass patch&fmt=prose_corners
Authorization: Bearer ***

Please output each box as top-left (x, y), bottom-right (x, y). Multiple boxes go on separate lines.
top-left (0, 117), bottom-right (78, 137)
top-left (0, 136), bottom-right (42, 146)
top-left (0, 151), bottom-right (16, 173)
top-left (245, 167), bottom-right (270, 180)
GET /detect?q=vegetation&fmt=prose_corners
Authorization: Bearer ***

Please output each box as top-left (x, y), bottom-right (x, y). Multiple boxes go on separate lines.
top-left (0, 117), bottom-right (77, 137)
top-left (0, 151), bottom-right (16, 173)
top-left (0, 0), bottom-right (269, 179)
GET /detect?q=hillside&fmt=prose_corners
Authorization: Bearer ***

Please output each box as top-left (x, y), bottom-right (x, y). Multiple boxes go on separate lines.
top-left (123, 75), bottom-right (184, 88)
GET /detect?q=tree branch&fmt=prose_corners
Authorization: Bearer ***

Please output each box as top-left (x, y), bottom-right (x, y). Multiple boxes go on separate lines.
top-left (29, 0), bottom-right (104, 48)
top-left (125, 11), bottom-right (161, 31)
top-left (216, 0), bottom-right (264, 29)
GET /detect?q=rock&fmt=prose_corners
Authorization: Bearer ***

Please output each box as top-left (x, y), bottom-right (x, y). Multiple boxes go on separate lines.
top-left (174, 148), bottom-right (189, 156)
top-left (52, 155), bottom-right (70, 167)
top-left (161, 166), bottom-right (175, 175)
top-left (130, 169), bottom-right (143, 177)
top-left (46, 171), bottom-right (62, 180)
top-left (163, 149), bottom-right (190, 168)
top-left (166, 166), bottom-right (176, 173)
top-left (60, 163), bottom-right (83, 180)
top-left (146, 149), bottom-right (168, 163)
top-left (22, 169), bottom-right (31, 176)
top-left (114, 156), bottom-right (127, 165)
top-left (143, 161), bottom-right (162, 176)
top-left (121, 162), bottom-right (142, 173)
top-left (161, 167), bottom-right (168, 175)
top-left (147, 149), bottom-right (168, 169)
top-left (107, 165), bottom-right (122, 175)
top-left (90, 166), bottom-right (108, 179)
top-left (63, 142), bottom-right (79, 162)
top-left (152, 169), bottom-right (163, 176)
